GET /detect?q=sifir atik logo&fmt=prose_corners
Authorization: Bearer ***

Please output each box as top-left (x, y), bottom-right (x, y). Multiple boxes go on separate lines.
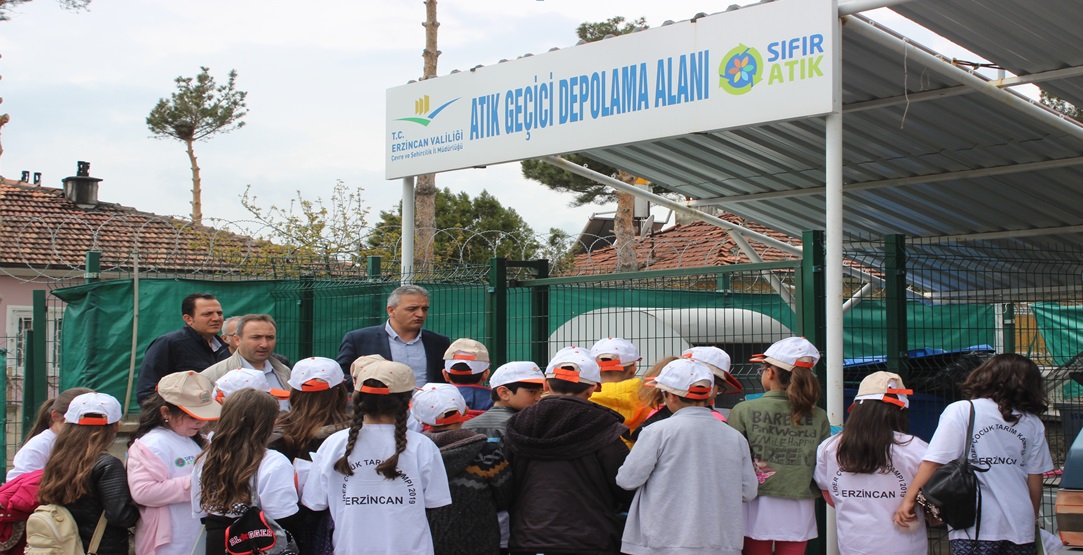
top-left (719, 44), bottom-right (763, 95)
top-left (397, 95), bottom-right (459, 126)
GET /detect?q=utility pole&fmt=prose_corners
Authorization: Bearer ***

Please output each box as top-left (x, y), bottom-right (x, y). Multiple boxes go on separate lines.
top-left (415, 0), bottom-right (440, 269)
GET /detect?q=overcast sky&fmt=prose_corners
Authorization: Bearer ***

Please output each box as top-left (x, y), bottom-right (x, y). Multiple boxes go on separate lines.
top-left (0, 0), bottom-right (988, 242)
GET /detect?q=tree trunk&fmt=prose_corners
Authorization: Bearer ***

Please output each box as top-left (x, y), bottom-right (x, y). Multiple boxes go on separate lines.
top-left (614, 171), bottom-right (638, 273)
top-left (415, 0), bottom-right (440, 267)
top-left (186, 138), bottom-right (203, 225)
top-left (0, 114), bottom-right (9, 163)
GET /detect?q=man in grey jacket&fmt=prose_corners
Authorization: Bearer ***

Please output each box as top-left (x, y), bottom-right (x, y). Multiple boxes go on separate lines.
top-left (201, 313), bottom-right (292, 409)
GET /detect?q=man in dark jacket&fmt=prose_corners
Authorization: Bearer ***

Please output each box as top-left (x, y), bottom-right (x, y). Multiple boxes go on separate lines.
top-left (336, 284), bottom-right (451, 386)
top-left (135, 293), bottom-right (230, 403)
top-left (504, 346), bottom-right (633, 555)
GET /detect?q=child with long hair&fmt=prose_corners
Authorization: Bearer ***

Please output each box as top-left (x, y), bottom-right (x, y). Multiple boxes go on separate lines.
top-left (894, 354), bottom-right (1053, 555)
top-left (270, 356), bottom-right (350, 462)
top-left (268, 356), bottom-right (350, 553)
top-left (816, 372), bottom-right (928, 555)
top-left (727, 337), bottom-right (830, 555)
top-left (6, 387), bottom-right (92, 481)
top-left (129, 371), bottom-right (222, 555)
top-left (192, 388), bottom-right (300, 555)
top-left (302, 360), bottom-right (452, 554)
top-left (37, 392), bottom-right (139, 554)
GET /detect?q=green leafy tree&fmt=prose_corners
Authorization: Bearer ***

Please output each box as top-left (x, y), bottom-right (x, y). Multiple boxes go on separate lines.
top-left (147, 67), bottom-right (248, 225)
top-left (240, 180), bottom-right (373, 263)
top-left (521, 16), bottom-right (648, 273)
top-left (368, 188), bottom-right (541, 266)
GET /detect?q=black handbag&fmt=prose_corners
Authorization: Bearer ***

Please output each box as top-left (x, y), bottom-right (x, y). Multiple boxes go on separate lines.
top-left (917, 400), bottom-right (989, 537)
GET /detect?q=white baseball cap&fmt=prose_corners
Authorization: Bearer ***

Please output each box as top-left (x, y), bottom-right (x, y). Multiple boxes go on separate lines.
top-left (852, 371), bottom-right (913, 410)
top-left (545, 346), bottom-right (602, 385)
top-left (646, 358), bottom-right (714, 400)
top-left (589, 337), bottom-right (641, 371)
top-left (443, 338), bottom-right (491, 375)
top-left (213, 368), bottom-right (289, 402)
top-left (490, 361), bottom-right (546, 389)
top-left (682, 346), bottom-right (742, 394)
top-left (64, 392), bottom-right (123, 426)
top-left (412, 383), bottom-right (468, 426)
top-left (289, 357), bottom-right (345, 391)
top-left (751, 337), bottom-right (821, 372)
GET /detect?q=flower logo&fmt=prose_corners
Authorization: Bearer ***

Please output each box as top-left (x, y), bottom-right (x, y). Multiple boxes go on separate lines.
top-left (719, 44), bottom-right (763, 95)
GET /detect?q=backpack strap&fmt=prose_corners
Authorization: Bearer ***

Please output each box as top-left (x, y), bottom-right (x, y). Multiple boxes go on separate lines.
top-left (963, 401), bottom-right (982, 541)
top-left (86, 512), bottom-right (107, 555)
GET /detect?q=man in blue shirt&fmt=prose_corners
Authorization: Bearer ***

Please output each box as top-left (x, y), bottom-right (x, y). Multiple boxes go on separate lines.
top-left (336, 284), bottom-right (451, 387)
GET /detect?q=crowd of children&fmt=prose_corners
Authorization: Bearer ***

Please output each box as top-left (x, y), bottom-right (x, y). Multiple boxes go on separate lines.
top-left (2, 331), bottom-right (1056, 555)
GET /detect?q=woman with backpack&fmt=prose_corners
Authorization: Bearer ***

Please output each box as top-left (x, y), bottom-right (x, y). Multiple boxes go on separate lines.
top-left (894, 354), bottom-right (1053, 555)
top-left (726, 337), bottom-right (831, 555)
top-left (6, 387), bottom-right (92, 482)
top-left (128, 371), bottom-right (222, 555)
top-left (34, 392), bottom-right (138, 554)
top-left (192, 388), bottom-right (301, 555)
top-left (816, 372), bottom-right (929, 555)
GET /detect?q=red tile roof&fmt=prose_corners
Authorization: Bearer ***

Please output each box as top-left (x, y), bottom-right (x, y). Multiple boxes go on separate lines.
top-left (568, 214), bottom-right (803, 274)
top-left (0, 177), bottom-right (273, 275)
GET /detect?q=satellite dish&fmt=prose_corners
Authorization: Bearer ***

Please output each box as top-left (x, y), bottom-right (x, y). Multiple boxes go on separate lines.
top-left (640, 214), bottom-right (656, 237)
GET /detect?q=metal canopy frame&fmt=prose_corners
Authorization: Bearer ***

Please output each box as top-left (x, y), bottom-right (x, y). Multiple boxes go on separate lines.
top-left (396, 2), bottom-right (1083, 511)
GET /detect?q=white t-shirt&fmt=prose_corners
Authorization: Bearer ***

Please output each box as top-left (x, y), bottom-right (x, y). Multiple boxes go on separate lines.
top-left (924, 398), bottom-right (1053, 543)
top-left (816, 431), bottom-right (929, 555)
top-left (302, 424), bottom-right (452, 555)
top-left (138, 427), bottom-right (203, 555)
top-left (744, 496), bottom-right (817, 541)
top-left (6, 428), bottom-right (56, 482)
top-left (192, 449), bottom-right (299, 521)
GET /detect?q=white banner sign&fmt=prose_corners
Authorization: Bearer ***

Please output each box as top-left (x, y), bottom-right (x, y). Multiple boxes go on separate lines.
top-left (386, 0), bottom-right (835, 179)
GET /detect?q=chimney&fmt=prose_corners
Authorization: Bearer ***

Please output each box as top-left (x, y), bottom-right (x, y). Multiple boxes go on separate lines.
top-left (32, 172), bottom-right (41, 185)
top-left (21, 170), bottom-right (29, 182)
top-left (62, 161), bottom-right (103, 208)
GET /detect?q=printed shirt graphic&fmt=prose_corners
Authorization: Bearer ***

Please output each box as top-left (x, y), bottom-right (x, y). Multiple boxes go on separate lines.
top-left (141, 427), bottom-right (203, 555)
top-left (727, 391), bottom-right (830, 499)
top-left (303, 424), bottom-right (452, 554)
top-left (815, 432), bottom-right (929, 555)
top-left (923, 398), bottom-right (1053, 544)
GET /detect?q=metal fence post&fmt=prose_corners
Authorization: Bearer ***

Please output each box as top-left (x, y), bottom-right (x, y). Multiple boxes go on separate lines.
top-left (85, 250), bottom-right (101, 283)
top-left (1, 348), bottom-right (7, 470)
top-left (884, 234), bottom-right (908, 380)
top-left (299, 274), bottom-right (315, 359)
top-left (800, 230), bottom-right (827, 555)
top-left (31, 290), bottom-right (48, 418)
top-left (367, 256), bottom-right (381, 279)
top-left (488, 258), bottom-right (508, 366)
top-left (1003, 303), bottom-right (1016, 353)
top-left (21, 329), bottom-right (35, 439)
top-left (530, 260), bottom-right (549, 369)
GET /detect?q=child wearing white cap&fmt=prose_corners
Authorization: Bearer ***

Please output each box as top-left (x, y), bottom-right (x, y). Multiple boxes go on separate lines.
top-left (129, 371), bottom-right (221, 555)
top-left (463, 360), bottom-right (544, 550)
top-left (36, 392), bottom-right (139, 554)
top-left (270, 356), bottom-right (350, 462)
top-left (617, 358), bottom-right (759, 555)
top-left (302, 360), bottom-right (451, 555)
top-left (414, 384), bottom-right (511, 554)
top-left (6, 387), bottom-right (91, 482)
top-left (503, 346), bottom-right (634, 554)
top-left (727, 337), bottom-right (830, 555)
top-left (815, 372), bottom-right (928, 555)
top-left (442, 338), bottom-right (495, 411)
top-left (589, 337), bottom-right (651, 447)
